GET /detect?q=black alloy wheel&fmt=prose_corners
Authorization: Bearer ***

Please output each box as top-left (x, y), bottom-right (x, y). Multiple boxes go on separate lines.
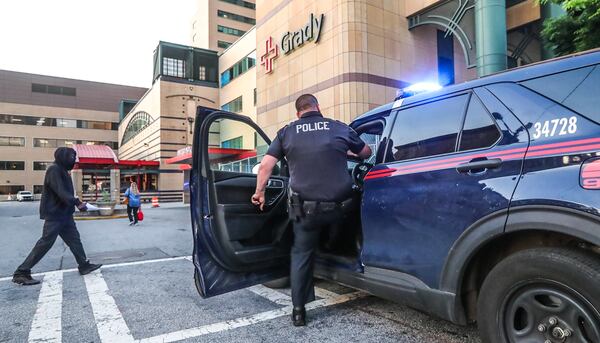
top-left (478, 248), bottom-right (600, 343)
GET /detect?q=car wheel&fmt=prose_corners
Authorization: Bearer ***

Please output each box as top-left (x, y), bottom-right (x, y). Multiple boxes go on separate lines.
top-left (263, 276), bottom-right (290, 289)
top-left (477, 247), bottom-right (600, 343)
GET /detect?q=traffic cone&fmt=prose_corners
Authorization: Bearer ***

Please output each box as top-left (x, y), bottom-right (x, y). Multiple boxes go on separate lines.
top-left (152, 196), bottom-right (160, 208)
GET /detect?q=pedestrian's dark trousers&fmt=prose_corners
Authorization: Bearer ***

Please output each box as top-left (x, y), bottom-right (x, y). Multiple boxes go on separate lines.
top-left (127, 205), bottom-right (139, 224)
top-left (15, 219), bottom-right (88, 276)
top-left (291, 208), bottom-right (342, 308)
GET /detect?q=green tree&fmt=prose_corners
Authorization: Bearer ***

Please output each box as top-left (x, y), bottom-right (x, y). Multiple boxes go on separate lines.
top-left (540, 0), bottom-right (600, 56)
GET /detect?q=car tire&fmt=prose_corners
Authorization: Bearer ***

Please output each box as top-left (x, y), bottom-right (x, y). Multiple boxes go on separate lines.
top-left (477, 247), bottom-right (600, 343)
top-left (263, 276), bottom-right (290, 289)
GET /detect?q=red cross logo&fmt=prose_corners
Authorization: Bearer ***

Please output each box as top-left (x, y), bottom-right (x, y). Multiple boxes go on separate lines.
top-left (260, 37), bottom-right (278, 74)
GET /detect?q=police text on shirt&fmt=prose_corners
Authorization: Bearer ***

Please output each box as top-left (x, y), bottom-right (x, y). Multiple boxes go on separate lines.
top-left (296, 121), bottom-right (330, 133)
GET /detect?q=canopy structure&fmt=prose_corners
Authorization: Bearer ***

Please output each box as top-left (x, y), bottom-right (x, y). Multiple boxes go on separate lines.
top-left (72, 144), bottom-right (159, 168)
top-left (166, 147), bottom-right (257, 170)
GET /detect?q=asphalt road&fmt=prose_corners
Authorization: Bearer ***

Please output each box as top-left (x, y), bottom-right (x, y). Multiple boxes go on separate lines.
top-left (0, 201), bottom-right (481, 343)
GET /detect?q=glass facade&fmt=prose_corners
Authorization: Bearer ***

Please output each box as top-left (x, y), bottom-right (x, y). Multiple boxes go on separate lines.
top-left (33, 138), bottom-right (118, 149)
top-left (217, 10), bottom-right (256, 25)
top-left (218, 40), bottom-right (232, 49)
top-left (121, 111), bottom-right (153, 145)
top-left (32, 83), bottom-right (76, 96)
top-left (221, 96), bottom-right (243, 113)
top-left (217, 25), bottom-right (246, 37)
top-left (220, 51), bottom-right (256, 87)
top-left (221, 136), bottom-right (243, 149)
top-left (219, 0), bottom-right (255, 9)
top-left (0, 161), bottom-right (25, 170)
top-left (163, 57), bottom-right (186, 78)
top-left (33, 161), bottom-right (52, 170)
top-left (0, 136), bottom-right (25, 147)
top-left (0, 114), bottom-right (117, 130)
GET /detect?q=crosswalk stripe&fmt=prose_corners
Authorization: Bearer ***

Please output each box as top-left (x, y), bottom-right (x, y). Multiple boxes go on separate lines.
top-left (138, 291), bottom-right (367, 343)
top-left (28, 273), bottom-right (63, 343)
top-left (247, 284), bottom-right (293, 306)
top-left (84, 270), bottom-right (135, 343)
top-left (0, 255), bottom-right (190, 282)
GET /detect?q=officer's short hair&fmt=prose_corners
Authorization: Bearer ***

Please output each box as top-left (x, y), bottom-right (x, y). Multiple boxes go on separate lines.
top-left (295, 94), bottom-right (319, 112)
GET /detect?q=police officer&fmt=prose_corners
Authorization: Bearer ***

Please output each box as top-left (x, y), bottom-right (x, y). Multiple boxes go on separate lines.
top-left (251, 94), bottom-right (371, 326)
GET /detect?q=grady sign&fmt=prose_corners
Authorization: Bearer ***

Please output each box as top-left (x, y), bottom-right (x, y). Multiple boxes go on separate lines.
top-left (260, 13), bottom-right (325, 74)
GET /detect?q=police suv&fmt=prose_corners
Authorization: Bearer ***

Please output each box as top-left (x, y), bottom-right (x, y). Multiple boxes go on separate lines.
top-left (190, 49), bottom-right (600, 342)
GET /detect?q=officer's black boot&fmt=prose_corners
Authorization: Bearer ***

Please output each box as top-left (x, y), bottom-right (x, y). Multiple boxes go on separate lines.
top-left (292, 306), bottom-right (306, 326)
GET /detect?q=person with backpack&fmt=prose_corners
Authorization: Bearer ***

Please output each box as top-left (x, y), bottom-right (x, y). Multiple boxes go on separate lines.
top-left (124, 180), bottom-right (141, 226)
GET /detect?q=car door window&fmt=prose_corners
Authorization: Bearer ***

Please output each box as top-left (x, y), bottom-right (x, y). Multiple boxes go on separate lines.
top-left (208, 118), bottom-right (270, 174)
top-left (458, 95), bottom-right (501, 151)
top-left (386, 94), bottom-right (468, 162)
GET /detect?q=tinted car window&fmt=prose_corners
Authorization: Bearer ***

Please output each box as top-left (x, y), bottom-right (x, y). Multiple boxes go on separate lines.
top-left (459, 95), bottom-right (501, 151)
top-left (522, 65), bottom-right (600, 123)
top-left (387, 95), bottom-right (468, 162)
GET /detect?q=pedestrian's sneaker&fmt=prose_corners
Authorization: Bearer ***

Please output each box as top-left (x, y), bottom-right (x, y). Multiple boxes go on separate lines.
top-left (129, 221), bottom-right (134, 226)
top-left (12, 274), bottom-right (41, 286)
top-left (78, 263), bottom-right (102, 275)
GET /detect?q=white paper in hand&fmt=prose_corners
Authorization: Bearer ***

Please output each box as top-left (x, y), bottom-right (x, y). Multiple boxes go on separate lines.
top-left (85, 203), bottom-right (100, 211)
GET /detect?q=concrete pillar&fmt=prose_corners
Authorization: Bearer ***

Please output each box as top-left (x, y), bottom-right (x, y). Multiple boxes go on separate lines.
top-left (475, 0), bottom-right (507, 76)
top-left (71, 169), bottom-right (83, 200)
top-left (110, 168), bottom-right (120, 203)
top-left (541, 2), bottom-right (566, 60)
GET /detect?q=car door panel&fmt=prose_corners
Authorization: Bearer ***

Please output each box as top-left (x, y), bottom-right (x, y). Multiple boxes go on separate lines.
top-left (361, 88), bottom-right (529, 288)
top-left (191, 109), bottom-right (291, 298)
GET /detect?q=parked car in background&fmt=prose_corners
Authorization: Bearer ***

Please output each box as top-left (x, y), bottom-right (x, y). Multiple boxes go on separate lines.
top-left (16, 191), bottom-right (34, 202)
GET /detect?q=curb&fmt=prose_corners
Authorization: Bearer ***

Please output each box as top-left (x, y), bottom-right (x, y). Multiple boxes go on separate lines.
top-left (75, 214), bottom-right (129, 221)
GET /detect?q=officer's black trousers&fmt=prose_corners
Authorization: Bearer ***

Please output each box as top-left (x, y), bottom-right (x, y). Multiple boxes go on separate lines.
top-left (291, 208), bottom-right (342, 308)
top-left (15, 219), bottom-right (88, 276)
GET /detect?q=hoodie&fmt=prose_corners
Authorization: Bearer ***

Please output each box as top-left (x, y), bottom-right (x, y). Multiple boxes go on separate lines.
top-left (39, 147), bottom-right (81, 220)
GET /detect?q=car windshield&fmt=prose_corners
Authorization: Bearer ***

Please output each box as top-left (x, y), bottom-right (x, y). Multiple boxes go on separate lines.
top-left (19, 191), bottom-right (31, 195)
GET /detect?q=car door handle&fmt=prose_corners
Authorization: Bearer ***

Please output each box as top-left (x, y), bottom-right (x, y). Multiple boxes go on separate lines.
top-left (267, 179), bottom-right (284, 188)
top-left (456, 158), bottom-right (503, 173)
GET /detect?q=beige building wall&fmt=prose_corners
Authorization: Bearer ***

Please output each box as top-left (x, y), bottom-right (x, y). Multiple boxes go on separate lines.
top-left (118, 79), bottom-right (219, 191)
top-left (255, 0), bottom-right (475, 138)
top-left (191, 0), bottom-right (256, 52)
top-left (0, 71), bottom-right (146, 196)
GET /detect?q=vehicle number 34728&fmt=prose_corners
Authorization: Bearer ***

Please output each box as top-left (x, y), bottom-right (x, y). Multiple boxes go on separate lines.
top-left (532, 116), bottom-right (577, 139)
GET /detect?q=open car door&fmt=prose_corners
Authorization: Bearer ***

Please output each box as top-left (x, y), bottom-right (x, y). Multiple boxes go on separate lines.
top-left (190, 108), bottom-right (291, 298)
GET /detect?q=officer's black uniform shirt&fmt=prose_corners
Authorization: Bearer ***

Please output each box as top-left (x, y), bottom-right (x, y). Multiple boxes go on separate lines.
top-left (266, 111), bottom-right (366, 202)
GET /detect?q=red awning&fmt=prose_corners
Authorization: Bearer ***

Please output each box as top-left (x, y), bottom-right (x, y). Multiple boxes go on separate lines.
top-left (165, 147), bottom-right (257, 165)
top-left (72, 144), bottom-right (118, 164)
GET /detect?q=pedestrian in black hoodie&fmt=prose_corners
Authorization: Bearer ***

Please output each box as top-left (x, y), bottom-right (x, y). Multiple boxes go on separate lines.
top-left (12, 147), bottom-right (102, 285)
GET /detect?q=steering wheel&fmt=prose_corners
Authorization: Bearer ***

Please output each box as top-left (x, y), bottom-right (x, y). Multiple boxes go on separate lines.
top-left (352, 162), bottom-right (373, 189)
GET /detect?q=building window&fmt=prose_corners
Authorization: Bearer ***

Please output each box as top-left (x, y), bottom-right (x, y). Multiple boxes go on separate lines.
top-left (199, 66), bottom-right (207, 80)
top-left (221, 96), bottom-right (243, 113)
top-left (0, 136), bottom-right (25, 147)
top-left (0, 185), bottom-right (25, 195)
top-left (121, 111), bottom-right (154, 145)
top-left (218, 40), bottom-right (232, 49)
top-left (219, 0), bottom-right (256, 9)
top-left (221, 136), bottom-right (243, 149)
top-left (217, 25), bottom-right (246, 37)
top-left (253, 88), bottom-right (257, 105)
top-left (437, 30), bottom-right (455, 86)
top-left (0, 114), bottom-right (117, 130)
top-left (33, 185), bottom-right (44, 194)
top-left (220, 51), bottom-right (256, 87)
top-left (33, 161), bottom-right (53, 171)
top-left (0, 161), bottom-right (25, 170)
top-left (32, 83), bottom-right (76, 96)
top-left (217, 10), bottom-right (256, 24)
top-left (163, 57), bottom-right (186, 78)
